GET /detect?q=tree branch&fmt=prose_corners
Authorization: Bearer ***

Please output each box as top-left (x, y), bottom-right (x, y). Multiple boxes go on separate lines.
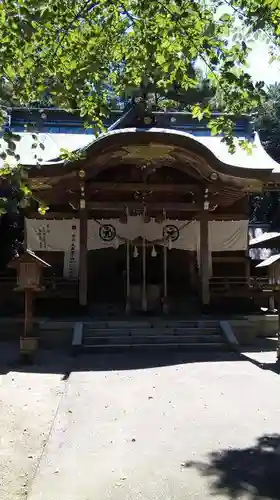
top-left (119, 2), bottom-right (138, 24)
top-left (223, 0), bottom-right (280, 51)
top-left (53, 0), bottom-right (100, 58)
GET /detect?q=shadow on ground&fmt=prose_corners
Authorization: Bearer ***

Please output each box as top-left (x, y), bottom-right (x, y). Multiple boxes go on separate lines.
top-left (1, 341), bottom-right (280, 376)
top-left (0, 342), bottom-right (247, 375)
top-left (185, 434), bottom-right (280, 499)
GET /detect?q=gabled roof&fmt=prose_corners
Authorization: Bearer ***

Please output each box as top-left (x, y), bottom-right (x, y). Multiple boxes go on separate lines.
top-left (256, 254), bottom-right (280, 268)
top-left (248, 225), bottom-right (279, 261)
top-left (1, 127), bottom-right (278, 173)
top-left (249, 232), bottom-right (280, 247)
top-left (0, 108), bottom-right (279, 181)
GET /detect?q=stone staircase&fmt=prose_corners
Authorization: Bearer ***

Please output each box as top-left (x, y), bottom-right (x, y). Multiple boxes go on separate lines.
top-left (80, 319), bottom-right (229, 352)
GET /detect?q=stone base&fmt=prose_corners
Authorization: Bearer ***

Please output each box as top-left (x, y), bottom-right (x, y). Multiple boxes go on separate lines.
top-left (20, 336), bottom-right (38, 353)
top-left (230, 314), bottom-right (279, 340)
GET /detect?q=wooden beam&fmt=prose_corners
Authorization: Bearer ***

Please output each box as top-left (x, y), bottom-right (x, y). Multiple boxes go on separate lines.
top-left (200, 210), bottom-right (210, 306)
top-left (86, 202), bottom-right (199, 211)
top-left (212, 256), bottom-right (247, 263)
top-left (33, 183), bottom-right (201, 202)
top-left (28, 212), bottom-right (78, 219)
top-left (79, 206), bottom-right (88, 307)
top-left (33, 181), bottom-right (237, 197)
top-left (78, 173), bottom-right (88, 308)
top-left (32, 192), bottom-right (246, 213)
top-left (207, 213), bottom-right (248, 221)
top-left (88, 183), bottom-right (201, 193)
top-left (212, 252), bottom-right (247, 264)
top-left (27, 211), bottom-right (248, 220)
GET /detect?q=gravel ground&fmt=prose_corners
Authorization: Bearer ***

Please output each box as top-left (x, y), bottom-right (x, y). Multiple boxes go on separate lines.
top-left (1, 346), bottom-right (280, 500)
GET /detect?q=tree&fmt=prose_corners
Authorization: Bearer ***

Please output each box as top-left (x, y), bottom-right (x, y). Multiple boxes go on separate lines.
top-left (0, 0), bottom-right (279, 211)
top-left (0, 1), bottom-right (266, 144)
top-left (229, 0), bottom-right (280, 38)
top-left (250, 83), bottom-right (280, 226)
top-left (255, 83), bottom-right (280, 163)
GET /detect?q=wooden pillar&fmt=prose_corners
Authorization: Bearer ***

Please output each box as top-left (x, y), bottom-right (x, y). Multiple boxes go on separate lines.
top-left (79, 170), bottom-right (87, 308)
top-left (277, 292), bottom-right (280, 360)
top-left (268, 268), bottom-right (275, 311)
top-left (269, 295), bottom-right (276, 311)
top-left (24, 290), bottom-right (33, 336)
top-left (23, 218), bottom-right (27, 251)
top-left (200, 210), bottom-right (210, 307)
top-left (245, 228), bottom-right (251, 287)
top-left (245, 257), bottom-right (251, 285)
top-left (142, 237), bottom-right (147, 311)
top-left (189, 251), bottom-right (196, 290)
top-left (125, 240), bottom-right (131, 314)
top-left (163, 243), bottom-right (168, 314)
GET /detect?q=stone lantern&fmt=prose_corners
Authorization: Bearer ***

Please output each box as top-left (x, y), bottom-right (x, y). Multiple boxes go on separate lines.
top-left (8, 249), bottom-right (51, 359)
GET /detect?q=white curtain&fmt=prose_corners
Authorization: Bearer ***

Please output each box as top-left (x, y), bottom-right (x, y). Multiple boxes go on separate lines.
top-left (26, 218), bottom-right (249, 277)
top-left (26, 219), bottom-right (80, 278)
top-left (87, 217), bottom-right (197, 250)
top-left (26, 219), bottom-right (80, 251)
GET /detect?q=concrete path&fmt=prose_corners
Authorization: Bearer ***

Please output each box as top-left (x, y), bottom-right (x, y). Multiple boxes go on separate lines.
top-left (0, 345), bottom-right (69, 500)
top-left (242, 349), bottom-right (277, 365)
top-left (20, 350), bottom-right (280, 500)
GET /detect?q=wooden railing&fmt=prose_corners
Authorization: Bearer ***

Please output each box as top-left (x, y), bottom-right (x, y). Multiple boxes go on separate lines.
top-left (210, 276), bottom-right (273, 297)
top-left (0, 275), bottom-right (78, 298)
top-left (0, 275), bottom-right (17, 286)
top-left (41, 277), bottom-right (78, 298)
top-left (0, 274), bottom-right (275, 300)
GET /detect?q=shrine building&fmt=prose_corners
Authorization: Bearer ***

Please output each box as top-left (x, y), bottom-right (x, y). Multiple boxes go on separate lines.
top-left (2, 104), bottom-right (280, 316)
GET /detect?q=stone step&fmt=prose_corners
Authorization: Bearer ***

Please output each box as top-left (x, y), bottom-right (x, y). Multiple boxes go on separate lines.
top-left (84, 323), bottom-right (199, 330)
top-left (83, 334), bottom-right (223, 346)
top-left (83, 320), bottom-right (219, 329)
top-left (39, 321), bottom-right (77, 330)
top-left (83, 327), bottom-right (219, 337)
top-left (81, 342), bottom-right (229, 352)
top-left (83, 321), bottom-right (153, 329)
top-left (76, 318), bottom-right (228, 354)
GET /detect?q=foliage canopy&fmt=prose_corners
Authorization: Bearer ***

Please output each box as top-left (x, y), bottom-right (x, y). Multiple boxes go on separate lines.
top-left (0, 0), bottom-right (280, 256)
top-left (0, 0), bottom-right (279, 214)
top-left (0, 0), bottom-right (269, 145)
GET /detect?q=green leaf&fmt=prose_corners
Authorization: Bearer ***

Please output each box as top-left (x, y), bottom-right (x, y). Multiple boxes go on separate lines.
top-left (20, 184), bottom-right (32, 196)
top-left (192, 104), bottom-right (204, 121)
top-left (5, 65), bottom-right (16, 80)
top-left (156, 54), bottom-right (166, 65)
top-left (38, 205), bottom-right (49, 215)
top-left (219, 13), bottom-right (231, 22)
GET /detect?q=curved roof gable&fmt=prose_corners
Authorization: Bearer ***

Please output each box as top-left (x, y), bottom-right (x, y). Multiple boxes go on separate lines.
top-left (76, 127), bottom-right (277, 177)
top-left (0, 113), bottom-right (279, 182)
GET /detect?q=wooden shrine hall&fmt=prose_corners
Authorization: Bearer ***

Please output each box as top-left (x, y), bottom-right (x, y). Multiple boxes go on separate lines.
top-left (3, 105), bottom-right (280, 316)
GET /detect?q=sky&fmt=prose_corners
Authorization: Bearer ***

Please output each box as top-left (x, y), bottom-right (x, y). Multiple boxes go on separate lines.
top-left (248, 41), bottom-right (280, 85)
top-left (215, 2), bottom-right (280, 85)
